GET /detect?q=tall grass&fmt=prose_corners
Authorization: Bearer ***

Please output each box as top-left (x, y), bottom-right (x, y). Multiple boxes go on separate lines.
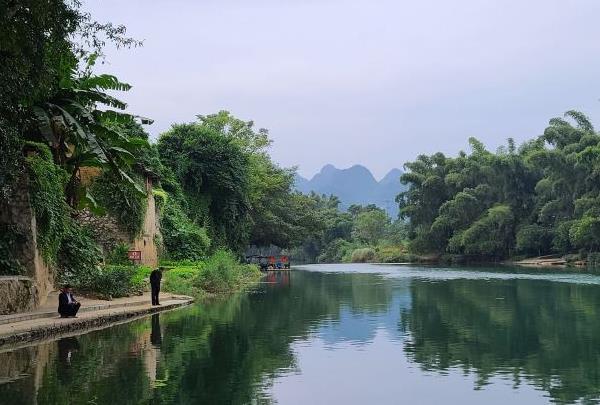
top-left (350, 247), bottom-right (376, 263)
top-left (162, 250), bottom-right (260, 296)
top-left (197, 250), bottom-right (260, 293)
top-left (162, 265), bottom-right (202, 296)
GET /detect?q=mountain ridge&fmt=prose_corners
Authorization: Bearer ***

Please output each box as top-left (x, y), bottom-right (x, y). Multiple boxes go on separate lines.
top-left (294, 164), bottom-right (405, 217)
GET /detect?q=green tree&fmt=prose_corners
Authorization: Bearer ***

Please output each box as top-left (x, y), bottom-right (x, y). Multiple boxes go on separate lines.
top-left (158, 123), bottom-right (251, 251)
top-left (515, 224), bottom-right (553, 256)
top-left (352, 209), bottom-right (390, 245)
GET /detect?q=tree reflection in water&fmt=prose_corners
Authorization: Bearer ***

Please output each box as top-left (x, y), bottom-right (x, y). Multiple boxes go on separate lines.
top-left (401, 278), bottom-right (600, 403)
top-left (1, 269), bottom-right (600, 404)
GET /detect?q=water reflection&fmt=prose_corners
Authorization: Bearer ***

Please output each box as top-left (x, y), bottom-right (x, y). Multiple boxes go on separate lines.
top-left (1, 266), bottom-right (600, 404)
top-left (401, 277), bottom-right (600, 403)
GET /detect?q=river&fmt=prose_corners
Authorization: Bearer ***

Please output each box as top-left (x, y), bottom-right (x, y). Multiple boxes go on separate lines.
top-left (2, 263), bottom-right (600, 404)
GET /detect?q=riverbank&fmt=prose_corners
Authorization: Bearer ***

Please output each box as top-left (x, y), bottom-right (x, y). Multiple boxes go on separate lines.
top-left (0, 292), bottom-right (193, 349)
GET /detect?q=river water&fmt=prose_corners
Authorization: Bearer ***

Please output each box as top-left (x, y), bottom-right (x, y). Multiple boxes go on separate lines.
top-left (2, 263), bottom-right (600, 404)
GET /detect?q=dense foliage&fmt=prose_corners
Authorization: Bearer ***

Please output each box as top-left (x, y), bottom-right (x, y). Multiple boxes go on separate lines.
top-left (90, 171), bottom-right (147, 237)
top-left (289, 197), bottom-right (408, 264)
top-left (24, 142), bottom-right (71, 263)
top-left (157, 112), bottom-right (339, 255)
top-left (399, 111), bottom-right (600, 261)
top-left (159, 122), bottom-right (251, 251)
top-left (159, 197), bottom-right (211, 261)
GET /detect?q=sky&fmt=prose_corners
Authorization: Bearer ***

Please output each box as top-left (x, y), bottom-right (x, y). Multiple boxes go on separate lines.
top-left (84, 0), bottom-right (600, 180)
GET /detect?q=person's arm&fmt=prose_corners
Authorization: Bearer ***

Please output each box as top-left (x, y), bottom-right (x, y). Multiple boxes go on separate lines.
top-left (58, 293), bottom-right (67, 306)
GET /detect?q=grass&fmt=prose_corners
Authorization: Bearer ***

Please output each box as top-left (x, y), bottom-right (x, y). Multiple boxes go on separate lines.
top-left (161, 250), bottom-right (261, 296)
top-left (163, 264), bottom-right (203, 296)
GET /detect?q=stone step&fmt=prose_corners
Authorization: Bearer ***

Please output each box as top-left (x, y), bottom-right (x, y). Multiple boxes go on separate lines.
top-left (0, 295), bottom-right (180, 326)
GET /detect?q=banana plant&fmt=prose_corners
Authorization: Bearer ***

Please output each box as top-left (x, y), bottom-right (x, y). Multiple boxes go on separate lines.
top-left (31, 71), bottom-right (153, 209)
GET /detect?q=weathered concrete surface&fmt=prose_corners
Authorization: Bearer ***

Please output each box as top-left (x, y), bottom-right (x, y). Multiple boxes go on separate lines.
top-left (0, 277), bottom-right (37, 314)
top-left (0, 293), bottom-right (193, 348)
top-left (132, 178), bottom-right (160, 267)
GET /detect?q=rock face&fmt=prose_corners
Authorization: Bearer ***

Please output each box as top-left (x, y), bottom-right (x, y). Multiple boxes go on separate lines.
top-left (0, 277), bottom-right (37, 315)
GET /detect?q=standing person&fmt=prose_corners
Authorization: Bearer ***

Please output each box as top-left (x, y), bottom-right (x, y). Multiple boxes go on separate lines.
top-left (58, 285), bottom-right (81, 318)
top-left (150, 267), bottom-right (163, 305)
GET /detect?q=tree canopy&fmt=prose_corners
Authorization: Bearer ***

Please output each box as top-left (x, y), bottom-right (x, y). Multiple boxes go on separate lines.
top-left (399, 111), bottom-right (600, 260)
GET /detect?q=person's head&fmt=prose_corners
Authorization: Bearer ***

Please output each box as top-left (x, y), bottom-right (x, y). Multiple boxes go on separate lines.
top-left (158, 266), bottom-right (165, 272)
top-left (63, 284), bottom-right (72, 293)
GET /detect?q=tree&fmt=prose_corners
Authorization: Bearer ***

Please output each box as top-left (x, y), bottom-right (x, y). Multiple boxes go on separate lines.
top-left (515, 225), bottom-right (553, 256)
top-left (0, 0), bottom-right (140, 200)
top-left (158, 123), bottom-right (251, 251)
top-left (31, 72), bottom-right (150, 208)
top-left (352, 209), bottom-right (390, 245)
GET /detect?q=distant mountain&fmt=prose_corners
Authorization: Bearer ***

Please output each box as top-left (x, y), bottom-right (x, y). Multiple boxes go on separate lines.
top-left (294, 164), bottom-right (406, 218)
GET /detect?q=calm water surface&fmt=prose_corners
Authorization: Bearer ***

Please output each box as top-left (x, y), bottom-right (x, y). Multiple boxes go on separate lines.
top-left (2, 264), bottom-right (600, 404)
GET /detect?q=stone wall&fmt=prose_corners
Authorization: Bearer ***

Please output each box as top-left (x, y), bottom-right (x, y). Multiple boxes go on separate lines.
top-left (0, 175), bottom-right (53, 314)
top-left (75, 176), bottom-right (161, 267)
top-left (0, 172), bottom-right (161, 315)
top-left (74, 209), bottom-right (130, 254)
top-left (0, 277), bottom-right (37, 315)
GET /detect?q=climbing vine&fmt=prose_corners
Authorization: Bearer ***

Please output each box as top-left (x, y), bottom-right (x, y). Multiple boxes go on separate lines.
top-left (25, 142), bottom-right (71, 264)
top-left (90, 171), bottom-right (147, 238)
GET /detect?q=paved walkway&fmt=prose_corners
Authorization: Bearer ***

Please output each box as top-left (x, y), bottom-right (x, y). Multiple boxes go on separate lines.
top-left (0, 292), bottom-right (193, 348)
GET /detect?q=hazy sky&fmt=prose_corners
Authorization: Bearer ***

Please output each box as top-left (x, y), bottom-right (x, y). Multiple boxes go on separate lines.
top-left (84, 0), bottom-right (600, 179)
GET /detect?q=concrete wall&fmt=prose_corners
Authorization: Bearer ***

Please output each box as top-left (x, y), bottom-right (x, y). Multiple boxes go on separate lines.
top-left (131, 178), bottom-right (160, 267)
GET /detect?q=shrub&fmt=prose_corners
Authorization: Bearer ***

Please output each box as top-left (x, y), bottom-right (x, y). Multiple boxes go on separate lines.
top-left (85, 266), bottom-right (133, 298)
top-left (350, 247), bottom-right (376, 263)
top-left (317, 238), bottom-right (356, 263)
top-left (374, 245), bottom-right (407, 263)
top-left (163, 265), bottom-right (202, 296)
top-left (196, 250), bottom-right (260, 293)
top-left (130, 265), bottom-right (153, 290)
top-left (78, 265), bottom-right (150, 298)
top-left (106, 243), bottom-right (131, 265)
top-left (89, 265), bottom-right (133, 298)
top-left (57, 223), bottom-right (103, 288)
top-left (515, 225), bottom-right (553, 256)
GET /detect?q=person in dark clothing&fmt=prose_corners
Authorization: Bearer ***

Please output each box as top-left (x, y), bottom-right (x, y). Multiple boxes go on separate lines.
top-left (58, 337), bottom-right (80, 367)
top-left (150, 314), bottom-right (162, 346)
top-left (150, 267), bottom-right (163, 305)
top-left (58, 285), bottom-right (81, 318)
